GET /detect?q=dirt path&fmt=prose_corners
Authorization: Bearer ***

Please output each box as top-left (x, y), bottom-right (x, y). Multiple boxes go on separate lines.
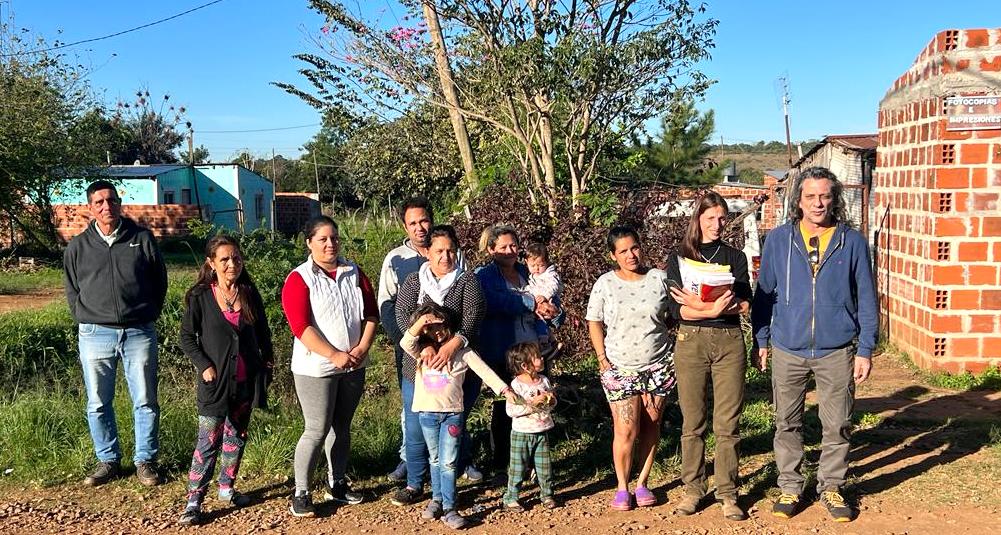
top-left (0, 478), bottom-right (996, 535)
top-left (1, 357), bottom-right (998, 534)
top-left (0, 289), bottom-right (61, 315)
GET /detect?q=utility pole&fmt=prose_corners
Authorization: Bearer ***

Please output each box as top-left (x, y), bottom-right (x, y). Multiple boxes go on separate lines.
top-left (780, 76), bottom-right (794, 168)
top-left (271, 147), bottom-right (277, 190)
top-left (312, 151), bottom-right (321, 214)
top-left (187, 128), bottom-right (194, 164)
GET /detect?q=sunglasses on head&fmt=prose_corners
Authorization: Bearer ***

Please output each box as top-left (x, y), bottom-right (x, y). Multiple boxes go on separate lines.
top-left (808, 236), bottom-right (820, 266)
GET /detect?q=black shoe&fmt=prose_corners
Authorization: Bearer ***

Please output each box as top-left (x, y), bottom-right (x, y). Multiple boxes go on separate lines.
top-left (772, 492), bottom-right (800, 519)
top-left (84, 461), bottom-right (120, 487)
top-left (289, 492), bottom-right (316, 518)
top-left (324, 479), bottom-right (363, 504)
top-left (177, 507), bottom-right (202, 526)
top-left (390, 486), bottom-right (422, 506)
top-left (135, 462), bottom-right (161, 486)
top-left (820, 491), bottom-right (853, 522)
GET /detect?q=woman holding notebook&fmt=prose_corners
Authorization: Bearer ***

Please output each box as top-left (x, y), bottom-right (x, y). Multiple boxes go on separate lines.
top-left (664, 191), bottom-right (753, 522)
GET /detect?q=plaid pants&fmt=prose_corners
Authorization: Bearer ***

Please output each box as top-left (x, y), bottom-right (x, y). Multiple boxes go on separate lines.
top-left (504, 430), bottom-right (553, 502)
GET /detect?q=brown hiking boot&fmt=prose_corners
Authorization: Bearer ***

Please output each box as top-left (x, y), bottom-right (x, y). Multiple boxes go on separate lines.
top-left (84, 461), bottom-right (120, 487)
top-left (720, 497), bottom-right (747, 521)
top-left (135, 461), bottom-right (161, 486)
top-left (674, 493), bottom-right (701, 516)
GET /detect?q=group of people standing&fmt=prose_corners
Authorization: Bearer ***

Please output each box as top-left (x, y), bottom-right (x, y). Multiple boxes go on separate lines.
top-left (62, 165), bottom-right (876, 528)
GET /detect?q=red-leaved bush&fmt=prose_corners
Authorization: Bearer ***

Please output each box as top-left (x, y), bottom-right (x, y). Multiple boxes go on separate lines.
top-left (451, 181), bottom-right (748, 366)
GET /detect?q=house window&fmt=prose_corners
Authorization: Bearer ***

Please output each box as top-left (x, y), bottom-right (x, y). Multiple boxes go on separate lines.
top-left (255, 193), bottom-right (265, 223)
top-left (163, 190), bottom-right (176, 204)
top-left (181, 189), bottom-right (192, 204)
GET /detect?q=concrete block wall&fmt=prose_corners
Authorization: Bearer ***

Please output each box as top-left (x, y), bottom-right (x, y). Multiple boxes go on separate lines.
top-left (875, 28), bottom-right (1001, 373)
top-left (274, 192), bottom-right (320, 236)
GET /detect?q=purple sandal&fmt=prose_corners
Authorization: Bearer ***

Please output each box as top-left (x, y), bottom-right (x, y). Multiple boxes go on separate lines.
top-left (610, 490), bottom-right (633, 511)
top-left (634, 486), bottom-right (656, 507)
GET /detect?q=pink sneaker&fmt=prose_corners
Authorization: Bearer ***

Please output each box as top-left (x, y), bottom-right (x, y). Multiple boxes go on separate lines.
top-left (610, 490), bottom-right (633, 511)
top-left (634, 486), bottom-right (656, 507)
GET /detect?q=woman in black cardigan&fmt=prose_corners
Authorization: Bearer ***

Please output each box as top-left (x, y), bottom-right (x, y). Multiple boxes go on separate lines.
top-left (177, 235), bottom-right (273, 526)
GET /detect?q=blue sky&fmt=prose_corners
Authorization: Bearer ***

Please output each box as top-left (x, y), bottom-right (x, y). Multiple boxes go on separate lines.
top-left (4, 0), bottom-right (998, 160)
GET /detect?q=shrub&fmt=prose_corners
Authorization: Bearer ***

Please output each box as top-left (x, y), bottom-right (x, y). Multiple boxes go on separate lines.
top-left (450, 181), bottom-right (747, 364)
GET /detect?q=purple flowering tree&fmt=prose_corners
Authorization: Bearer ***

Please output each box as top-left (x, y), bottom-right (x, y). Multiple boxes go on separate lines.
top-left (277, 0), bottom-right (717, 209)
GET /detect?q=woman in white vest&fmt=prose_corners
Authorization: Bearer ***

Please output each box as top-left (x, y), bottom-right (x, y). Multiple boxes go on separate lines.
top-left (281, 216), bottom-right (379, 518)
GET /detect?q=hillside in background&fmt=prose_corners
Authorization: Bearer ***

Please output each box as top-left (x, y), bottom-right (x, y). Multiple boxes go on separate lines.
top-left (708, 140), bottom-right (821, 184)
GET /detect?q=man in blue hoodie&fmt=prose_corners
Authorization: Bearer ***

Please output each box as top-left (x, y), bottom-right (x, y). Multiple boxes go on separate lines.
top-left (752, 167), bottom-right (877, 522)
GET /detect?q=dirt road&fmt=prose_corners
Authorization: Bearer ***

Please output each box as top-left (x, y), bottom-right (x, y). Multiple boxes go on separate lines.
top-left (1, 356), bottom-right (998, 534)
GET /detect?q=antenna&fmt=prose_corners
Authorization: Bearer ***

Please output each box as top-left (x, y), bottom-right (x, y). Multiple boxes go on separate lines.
top-left (779, 76), bottom-right (793, 167)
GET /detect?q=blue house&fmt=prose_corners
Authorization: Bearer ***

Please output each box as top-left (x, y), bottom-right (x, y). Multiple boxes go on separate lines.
top-left (52, 163), bottom-right (275, 232)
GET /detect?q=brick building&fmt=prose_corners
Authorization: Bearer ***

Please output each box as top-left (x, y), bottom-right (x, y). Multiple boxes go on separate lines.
top-left (713, 172), bottom-right (786, 234)
top-left (50, 163), bottom-right (275, 242)
top-left (53, 204), bottom-right (201, 240)
top-left (274, 192), bottom-right (321, 236)
top-left (874, 28), bottom-right (1001, 373)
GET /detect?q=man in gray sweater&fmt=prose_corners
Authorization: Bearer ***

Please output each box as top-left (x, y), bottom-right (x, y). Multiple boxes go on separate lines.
top-left (63, 180), bottom-right (168, 487)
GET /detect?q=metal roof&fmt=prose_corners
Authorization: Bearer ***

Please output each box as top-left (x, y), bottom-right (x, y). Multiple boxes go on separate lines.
top-left (793, 134), bottom-right (877, 168)
top-left (826, 134), bottom-right (878, 151)
top-left (101, 164), bottom-right (188, 178)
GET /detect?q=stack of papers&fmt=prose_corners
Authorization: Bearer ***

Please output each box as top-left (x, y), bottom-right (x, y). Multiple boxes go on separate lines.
top-left (677, 257), bottom-right (735, 302)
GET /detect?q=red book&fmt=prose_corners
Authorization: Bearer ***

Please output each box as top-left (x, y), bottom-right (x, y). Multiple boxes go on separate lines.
top-left (699, 282), bottom-right (732, 302)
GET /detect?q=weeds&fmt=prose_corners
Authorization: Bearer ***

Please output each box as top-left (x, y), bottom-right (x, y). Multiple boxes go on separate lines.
top-left (854, 411), bottom-right (885, 430)
top-left (891, 345), bottom-right (1001, 392)
top-left (0, 267), bottom-right (63, 295)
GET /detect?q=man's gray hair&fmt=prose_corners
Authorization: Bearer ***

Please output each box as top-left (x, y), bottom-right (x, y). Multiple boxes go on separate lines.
top-left (787, 166), bottom-right (849, 225)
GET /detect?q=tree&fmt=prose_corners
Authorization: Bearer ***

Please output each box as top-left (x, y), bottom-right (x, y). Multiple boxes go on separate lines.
top-left (0, 25), bottom-right (111, 248)
top-left (421, 1), bottom-right (476, 193)
top-left (339, 103), bottom-right (463, 204)
top-left (180, 144), bottom-right (210, 164)
top-left (635, 99), bottom-right (721, 185)
top-left (109, 88), bottom-right (188, 164)
top-left (277, 0), bottom-right (717, 207)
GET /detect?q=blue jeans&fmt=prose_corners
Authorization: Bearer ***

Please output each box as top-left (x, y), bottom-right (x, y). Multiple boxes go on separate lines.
top-left (402, 379), bottom-right (429, 490)
top-left (459, 373), bottom-right (482, 473)
top-left (395, 347), bottom-right (406, 463)
top-left (77, 322), bottom-right (160, 464)
top-left (419, 411), bottom-right (464, 511)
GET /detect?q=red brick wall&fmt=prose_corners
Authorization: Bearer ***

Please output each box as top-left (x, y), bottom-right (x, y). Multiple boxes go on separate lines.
top-left (54, 204), bottom-right (201, 242)
top-left (875, 28), bottom-right (1001, 373)
top-left (713, 179), bottom-right (784, 233)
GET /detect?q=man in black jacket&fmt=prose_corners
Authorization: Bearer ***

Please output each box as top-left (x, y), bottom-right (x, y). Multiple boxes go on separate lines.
top-left (63, 180), bottom-right (168, 487)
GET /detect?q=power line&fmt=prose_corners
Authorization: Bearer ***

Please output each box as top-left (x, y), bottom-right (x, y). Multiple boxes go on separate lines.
top-left (0, 0), bottom-right (225, 57)
top-left (198, 123), bottom-right (321, 134)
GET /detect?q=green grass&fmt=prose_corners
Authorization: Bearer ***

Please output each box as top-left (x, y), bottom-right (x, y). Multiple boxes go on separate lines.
top-left (890, 344), bottom-right (1001, 391)
top-left (0, 267), bottom-right (63, 294)
top-left (0, 343), bottom-right (402, 488)
top-left (0, 302), bottom-right (79, 393)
